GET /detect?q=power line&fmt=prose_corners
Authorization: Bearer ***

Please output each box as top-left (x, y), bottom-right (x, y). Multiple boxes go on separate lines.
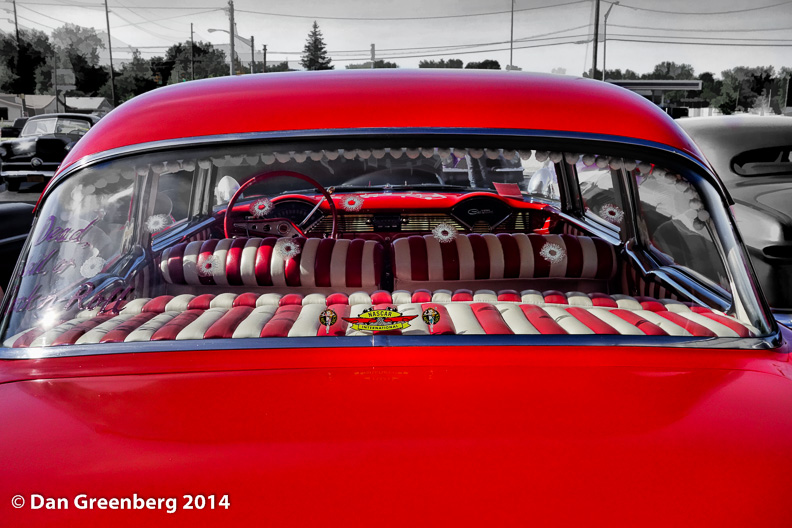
top-left (617, 0), bottom-right (792, 15)
top-left (609, 22), bottom-right (792, 33)
top-left (607, 32), bottom-right (792, 43)
top-left (609, 37), bottom-right (792, 47)
top-left (113, 9), bottom-right (219, 29)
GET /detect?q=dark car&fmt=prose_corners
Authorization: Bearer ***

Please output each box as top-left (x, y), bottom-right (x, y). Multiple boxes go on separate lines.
top-left (0, 117), bottom-right (29, 139)
top-left (0, 113), bottom-right (100, 192)
top-left (678, 115), bottom-right (792, 325)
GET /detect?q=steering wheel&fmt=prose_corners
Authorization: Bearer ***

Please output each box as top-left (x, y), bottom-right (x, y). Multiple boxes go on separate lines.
top-left (223, 170), bottom-right (337, 239)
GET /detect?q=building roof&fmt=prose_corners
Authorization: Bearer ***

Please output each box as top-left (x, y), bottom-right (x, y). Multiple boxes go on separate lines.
top-left (65, 97), bottom-right (111, 111)
top-left (60, 70), bottom-right (705, 172)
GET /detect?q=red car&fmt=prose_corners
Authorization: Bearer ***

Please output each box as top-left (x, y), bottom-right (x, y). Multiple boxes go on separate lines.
top-left (2, 71), bottom-right (791, 527)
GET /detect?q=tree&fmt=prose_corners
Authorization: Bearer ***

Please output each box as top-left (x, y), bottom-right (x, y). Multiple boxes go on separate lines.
top-left (644, 61), bottom-right (695, 81)
top-left (713, 66), bottom-right (775, 114)
top-left (150, 41), bottom-right (228, 86)
top-left (418, 59), bottom-right (463, 68)
top-left (113, 50), bottom-right (157, 102)
top-left (300, 21), bottom-right (333, 71)
top-left (345, 60), bottom-right (399, 69)
top-left (465, 60), bottom-right (500, 70)
top-left (265, 61), bottom-right (292, 72)
top-left (0, 30), bottom-right (53, 95)
top-left (50, 24), bottom-right (107, 96)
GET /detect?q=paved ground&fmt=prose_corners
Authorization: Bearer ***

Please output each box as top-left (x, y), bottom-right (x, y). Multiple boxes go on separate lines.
top-left (0, 182), bottom-right (44, 204)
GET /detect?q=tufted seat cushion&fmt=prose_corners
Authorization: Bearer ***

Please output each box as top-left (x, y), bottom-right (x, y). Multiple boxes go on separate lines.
top-left (160, 237), bottom-right (384, 291)
top-left (392, 233), bottom-right (617, 290)
top-left (8, 288), bottom-right (754, 348)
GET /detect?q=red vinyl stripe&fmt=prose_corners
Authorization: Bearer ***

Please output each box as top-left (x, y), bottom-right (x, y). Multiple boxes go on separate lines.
top-left (260, 305), bottom-right (303, 337)
top-left (167, 243), bottom-right (187, 285)
top-left (371, 291), bottom-right (393, 304)
top-left (411, 290), bottom-right (432, 303)
top-left (519, 305), bottom-right (567, 334)
top-left (470, 303), bottom-right (513, 334)
top-left (439, 238), bottom-right (460, 280)
top-left (225, 238), bottom-right (248, 286)
top-left (197, 239), bottom-right (219, 285)
top-left (254, 238), bottom-right (276, 286)
top-left (698, 312), bottom-right (751, 337)
top-left (592, 238), bottom-right (616, 279)
top-left (656, 311), bottom-right (716, 337)
top-left (419, 303), bottom-right (455, 335)
top-left (543, 290), bottom-right (568, 305)
top-left (345, 239), bottom-right (365, 287)
top-left (496, 234), bottom-right (521, 278)
top-left (187, 294), bottom-right (215, 310)
top-left (151, 310), bottom-right (204, 341)
top-left (528, 234), bottom-right (551, 277)
top-left (314, 239), bottom-right (335, 287)
top-left (565, 307), bottom-right (618, 334)
top-left (99, 312), bottom-right (157, 343)
top-left (497, 290), bottom-right (521, 302)
top-left (13, 328), bottom-right (46, 348)
top-left (407, 236), bottom-right (429, 281)
top-left (560, 234), bottom-right (583, 277)
top-left (284, 238), bottom-right (306, 287)
top-left (233, 292), bottom-right (260, 307)
top-left (589, 293), bottom-right (618, 308)
top-left (638, 299), bottom-right (667, 312)
top-left (467, 234), bottom-right (490, 279)
top-left (610, 309), bottom-right (668, 336)
top-left (142, 295), bottom-right (174, 314)
top-left (50, 315), bottom-right (115, 346)
top-left (279, 294), bottom-right (303, 306)
top-left (451, 289), bottom-right (473, 302)
top-left (317, 304), bottom-right (350, 336)
top-left (204, 306), bottom-right (254, 339)
top-left (326, 293), bottom-right (349, 306)
top-left (372, 243), bottom-right (384, 286)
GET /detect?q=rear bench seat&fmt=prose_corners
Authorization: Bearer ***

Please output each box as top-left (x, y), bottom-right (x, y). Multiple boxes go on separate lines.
top-left (8, 288), bottom-right (755, 348)
top-left (392, 233), bottom-right (618, 292)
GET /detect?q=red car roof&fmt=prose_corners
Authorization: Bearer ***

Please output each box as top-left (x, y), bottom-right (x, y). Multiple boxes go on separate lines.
top-left (60, 70), bottom-right (704, 172)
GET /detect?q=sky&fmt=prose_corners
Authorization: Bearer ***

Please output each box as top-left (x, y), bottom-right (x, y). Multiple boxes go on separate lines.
top-left (0, 0), bottom-right (791, 77)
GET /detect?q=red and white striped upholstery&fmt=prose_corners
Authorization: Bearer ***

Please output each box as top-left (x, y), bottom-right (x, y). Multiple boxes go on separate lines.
top-left (159, 237), bottom-right (384, 291)
top-left (8, 288), bottom-right (755, 348)
top-left (392, 233), bottom-right (617, 290)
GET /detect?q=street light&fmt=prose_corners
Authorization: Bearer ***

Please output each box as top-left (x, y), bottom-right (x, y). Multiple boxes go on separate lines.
top-left (208, 28), bottom-right (255, 74)
top-left (602, 1), bottom-right (619, 81)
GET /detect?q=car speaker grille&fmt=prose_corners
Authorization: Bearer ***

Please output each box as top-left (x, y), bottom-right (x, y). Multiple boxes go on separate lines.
top-left (306, 211), bottom-right (536, 234)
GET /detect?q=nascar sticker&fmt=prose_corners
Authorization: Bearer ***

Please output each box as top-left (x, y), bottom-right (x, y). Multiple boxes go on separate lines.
top-left (344, 307), bottom-right (417, 332)
top-left (319, 308), bottom-right (337, 333)
top-left (422, 307), bottom-right (441, 333)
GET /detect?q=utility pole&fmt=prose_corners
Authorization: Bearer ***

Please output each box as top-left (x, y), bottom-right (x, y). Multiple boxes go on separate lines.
top-left (12, 0), bottom-right (27, 116)
top-left (12, 0), bottom-right (19, 42)
top-left (53, 55), bottom-right (59, 112)
top-left (190, 23), bottom-right (195, 80)
top-left (509, 0), bottom-right (514, 70)
top-left (591, 0), bottom-right (600, 79)
top-left (103, 0), bottom-right (116, 106)
top-left (250, 35), bottom-right (255, 73)
top-left (602, 1), bottom-right (618, 81)
top-left (370, 43), bottom-right (375, 69)
top-left (228, 0), bottom-right (235, 76)
top-left (262, 44), bottom-right (267, 72)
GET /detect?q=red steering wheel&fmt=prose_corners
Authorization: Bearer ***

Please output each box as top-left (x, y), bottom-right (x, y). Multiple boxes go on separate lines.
top-left (223, 170), bottom-right (338, 239)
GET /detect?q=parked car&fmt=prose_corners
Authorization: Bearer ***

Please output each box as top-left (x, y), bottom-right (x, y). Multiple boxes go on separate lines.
top-left (2, 71), bottom-right (791, 527)
top-left (678, 115), bottom-right (792, 325)
top-left (0, 117), bottom-right (29, 139)
top-left (0, 113), bottom-right (99, 192)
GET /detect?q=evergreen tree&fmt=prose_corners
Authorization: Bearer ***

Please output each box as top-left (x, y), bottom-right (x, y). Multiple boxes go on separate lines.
top-left (300, 22), bottom-right (333, 71)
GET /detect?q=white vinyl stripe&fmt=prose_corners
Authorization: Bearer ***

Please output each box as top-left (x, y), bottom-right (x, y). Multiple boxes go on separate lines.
top-left (482, 233), bottom-right (505, 279)
top-left (125, 312), bottom-right (178, 342)
top-left (566, 292), bottom-right (593, 306)
top-left (676, 312), bottom-right (739, 337)
top-left (544, 306), bottom-right (593, 335)
top-left (330, 239), bottom-right (350, 288)
top-left (578, 237), bottom-right (598, 278)
top-left (210, 293), bottom-right (238, 309)
top-left (456, 235), bottom-right (475, 280)
top-left (432, 289), bottom-right (452, 303)
top-left (120, 298), bottom-right (151, 315)
top-left (348, 292), bottom-right (373, 305)
top-left (444, 303), bottom-right (485, 335)
top-left (637, 310), bottom-right (692, 336)
top-left (392, 290), bottom-right (412, 305)
top-left (521, 290), bottom-right (545, 305)
top-left (232, 306), bottom-right (279, 338)
top-left (160, 247), bottom-right (173, 284)
top-left (240, 238), bottom-right (263, 286)
top-left (659, 299), bottom-right (691, 313)
top-left (392, 238), bottom-right (412, 281)
top-left (299, 238), bottom-right (321, 288)
top-left (399, 303), bottom-right (429, 335)
top-left (424, 235), bottom-right (445, 281)
top-left (76, 314), bottom-right (135, 344)
top-left (212, 239), bottom-right (233, 286)
top-left (256, 293), bottom-right (283, 306)
top-left (288, 304), bottom-right (326, 337)
top-left (176, 308), bottom-right (227, 340)
top-left (361, 240), bottom-right (378, 287)
top-left (270, 248), bottom-right (287, 287)
top-left (473, 289), bottom-right (497, 302)
top-left (544, 234), bottom-right (568, 278)
top-left (497, 304), bottom-right (540, 334)
top-left (165, 294), bottom-right (196, 312)
top-left (513, 233), bottom-right (534, 278)
top-left (589, 309), bottom-right (644, 336)
top-left (302, 293), bottom-right (328, 305)
top-left (182, 241), bottom-right (204, 286)
top-left (611, 295), bottom-right (642, 311)
top-left (30, 318), bottom-right (85, 347)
